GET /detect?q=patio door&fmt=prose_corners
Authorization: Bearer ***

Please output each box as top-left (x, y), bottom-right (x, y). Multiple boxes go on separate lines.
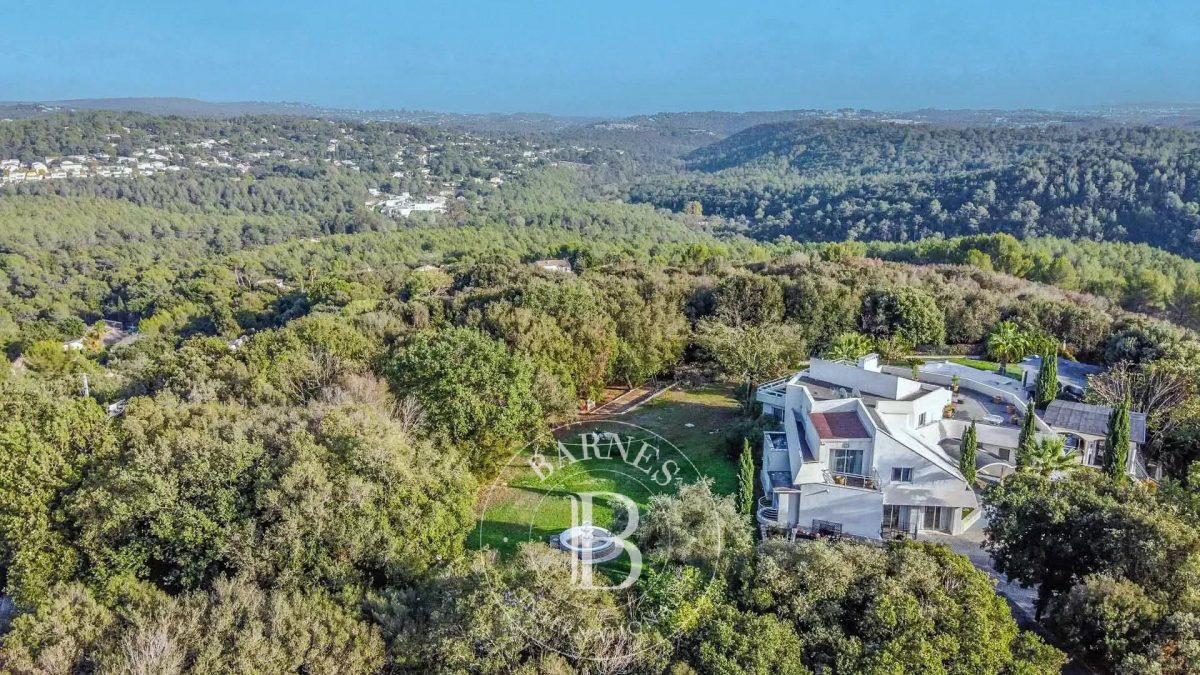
top-left (832, 448), bottom-right (863, 475)
top-left (883, 505), bottom-right (914, 529)
top-left (922, 506), bottom-right (952, 533)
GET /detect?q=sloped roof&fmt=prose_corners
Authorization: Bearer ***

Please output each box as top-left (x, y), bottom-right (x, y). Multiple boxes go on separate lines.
top-left (1043, 400), bottom-right (1147, 444)
top-left (809, 411), bottom-right (869, 439)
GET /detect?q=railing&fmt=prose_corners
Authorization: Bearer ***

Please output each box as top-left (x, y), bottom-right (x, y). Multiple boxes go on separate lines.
top-left (792, 522), bottom-right (882, 546)
top-left (881, 522), bottom-right (919, 540)
top-left (756, 496), bottom-right (780, 526)
top-left (758, 375), bottom-right (792, 390)
top-left (1132, 457), bottom-right (1158, 485)
top-left (757, 505), bottom-right (780, 526)
top-left (827, 470), bottom-right (879, 490)
top-left (755, 376), bottom-right (790, 402)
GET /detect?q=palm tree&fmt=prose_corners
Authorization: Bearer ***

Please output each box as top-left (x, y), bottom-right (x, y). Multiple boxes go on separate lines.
top-left (874, 334), bottom-right (912, 364)
top-left (1027, 437), bottom-right (1080, 477)
top-left (825, 332), bottom-right (873, 363)
top-left (986, 321), bottom-right (1029, 377)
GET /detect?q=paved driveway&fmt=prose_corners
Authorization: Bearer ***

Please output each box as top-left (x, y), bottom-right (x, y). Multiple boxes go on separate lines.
top-left (921, 519), bottom-right (1038, 625)
top-left (921, 516), bottom-right (1098, 674)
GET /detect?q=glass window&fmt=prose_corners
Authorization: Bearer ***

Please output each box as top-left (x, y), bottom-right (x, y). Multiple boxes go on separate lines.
top-left (832, 448), bottom-right (863, 475)
top-left (891, 467), bottom-right (913, 482)
top-left (923, 507), bottom-right (951, 532)
top-left (918, 412), bottom-right (929, 426)
top-left (884, 505), bottom-right (913, 529)
top-left (883, 505), bottom-right (901, 528)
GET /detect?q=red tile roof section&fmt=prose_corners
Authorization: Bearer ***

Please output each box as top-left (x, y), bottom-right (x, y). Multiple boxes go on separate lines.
top-left (809, 411), bottom-right (869, 439)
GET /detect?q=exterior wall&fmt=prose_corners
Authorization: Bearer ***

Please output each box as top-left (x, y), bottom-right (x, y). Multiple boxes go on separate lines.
top-left (810, 358), bottom-right (921, 400)
top-left (940, 418), bottom-right (1055, 462)
top-left (873, 431), bottom-right (964, 495)
top-left (794, 483), bottom-right (884, 539)
top-left (895, 364), bottom-right (1053, 433)
top-left (876, 388), bottom-right (951, 431)
top-left (818, 434), bottom-right (873, 474)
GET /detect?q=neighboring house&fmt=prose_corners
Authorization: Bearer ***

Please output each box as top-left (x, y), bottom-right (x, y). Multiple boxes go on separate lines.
top-left (756, 354), bottom-right (979, 540)
top-left (1042, 400), bottom-right (1151, 477)
top-left (533, 259), bottom-right (572, 273)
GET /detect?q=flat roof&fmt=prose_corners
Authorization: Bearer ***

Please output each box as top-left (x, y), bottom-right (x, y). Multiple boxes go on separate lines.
top-left (796, 372), bottom-right (935, 403)
top-left (809, 411), bottom-right (870, 440)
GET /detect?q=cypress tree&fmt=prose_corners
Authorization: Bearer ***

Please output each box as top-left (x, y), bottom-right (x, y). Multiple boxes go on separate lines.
top-left (1033, 348), bottom-right (1058, 408)
top-left (960, 420), bottom-right (978, 485)
top-left (1105, 395), bottom-right (1132, 484)
top-left (1016, 406), bottom-right (1038, 469)
top-left (738, 437), bottom-right (756, 516)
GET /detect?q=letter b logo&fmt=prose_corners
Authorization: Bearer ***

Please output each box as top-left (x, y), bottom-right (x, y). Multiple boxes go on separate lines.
top-left (567, 492), bottom-right (642, 590)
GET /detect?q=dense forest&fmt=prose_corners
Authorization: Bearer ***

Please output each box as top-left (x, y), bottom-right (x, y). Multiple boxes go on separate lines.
top-left (1, 111), bottom-right (1200, 673)
top-left (631, 122), bottom-right (1200, 259)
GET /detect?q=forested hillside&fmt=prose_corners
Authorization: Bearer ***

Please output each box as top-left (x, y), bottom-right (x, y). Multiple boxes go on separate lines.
top-left (2, 111), bottom-right (1200, 673)
top-left (631, 121), bottom-right (1200, 258)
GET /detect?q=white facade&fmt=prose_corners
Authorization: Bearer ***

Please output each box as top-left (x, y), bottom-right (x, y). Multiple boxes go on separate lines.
top-left (756, 355), bottom-right (978, 540)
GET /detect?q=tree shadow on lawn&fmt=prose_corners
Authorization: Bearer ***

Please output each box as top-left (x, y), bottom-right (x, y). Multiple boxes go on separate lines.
top-left (473, 484), bottom-right (638, 578)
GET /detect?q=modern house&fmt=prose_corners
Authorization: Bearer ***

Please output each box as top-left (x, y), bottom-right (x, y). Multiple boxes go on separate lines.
top-left (756, 354), bottom-right (979, 540)
top-left (756, 354), bottom-right (1155, 541)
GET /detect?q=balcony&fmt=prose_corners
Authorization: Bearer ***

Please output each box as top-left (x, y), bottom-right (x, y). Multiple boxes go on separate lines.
top-left (756, 496), bottom-right (780, 526)
top-left (755, 376), bottom-right (789, 405)
top-left (827, 470), bottom-right (879, 490)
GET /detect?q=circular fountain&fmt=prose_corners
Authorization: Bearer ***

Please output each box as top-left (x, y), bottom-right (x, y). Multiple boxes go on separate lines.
top-left (557, 521), bottom-right (622, 563)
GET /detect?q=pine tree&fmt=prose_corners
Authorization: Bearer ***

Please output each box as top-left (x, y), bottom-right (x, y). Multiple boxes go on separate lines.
top-left (738, 437), bottom-right (756, 517)
top-left (960, 420), bottom-right (978, 485)
top-left (1033, 347), bottom-right (1058, 408)
top-left (1016, 406), bottom-right (1038, 469)
top-left (1105, 395), bottom-right (1132, 484)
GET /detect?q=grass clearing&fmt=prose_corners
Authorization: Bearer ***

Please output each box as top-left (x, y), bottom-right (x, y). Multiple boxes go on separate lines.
top-left (473, 384), bottom-right (743, 559)
top-left (949, 357), bottom-right (1024, 380)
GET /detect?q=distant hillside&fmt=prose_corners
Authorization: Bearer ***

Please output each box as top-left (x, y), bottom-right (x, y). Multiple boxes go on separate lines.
top-left (632, 121), bottom-right (1200, 259)
top-left (8, 97), bottom-right (1200, 153)
top-left (0, 97), bottom-right (600, 135)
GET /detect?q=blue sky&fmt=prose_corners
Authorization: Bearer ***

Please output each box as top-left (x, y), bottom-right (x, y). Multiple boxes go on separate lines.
top-left (5, 1), bottom-right (1198, 115)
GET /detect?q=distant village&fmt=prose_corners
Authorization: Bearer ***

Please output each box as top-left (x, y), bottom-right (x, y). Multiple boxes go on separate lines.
top-left (0, 134), bottom-right (267, 185)
top-left (0, 124), bottom-right (579, 222)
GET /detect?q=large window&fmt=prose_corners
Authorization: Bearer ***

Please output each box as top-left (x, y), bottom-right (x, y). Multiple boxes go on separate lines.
top-left (883, 505), bottom-right (908, 528)
top-left (832, 448), bottom-right (863, 475)
top-left (923, 506), bottom-right (952, 533)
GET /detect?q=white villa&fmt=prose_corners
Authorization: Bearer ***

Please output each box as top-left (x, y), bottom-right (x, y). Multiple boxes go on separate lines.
top-left (755, 354), bottom-right (1152, 541)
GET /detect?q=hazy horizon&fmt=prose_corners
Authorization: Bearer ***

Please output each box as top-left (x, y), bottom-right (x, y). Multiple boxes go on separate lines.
top-left (5, 1), bottom-right (1199, 117)
top-left (8, 95), bottom-right (1200, 120)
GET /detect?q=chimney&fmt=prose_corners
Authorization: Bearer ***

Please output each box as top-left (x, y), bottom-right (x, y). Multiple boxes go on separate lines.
top-left (857, 353), bottom-right (881, 372)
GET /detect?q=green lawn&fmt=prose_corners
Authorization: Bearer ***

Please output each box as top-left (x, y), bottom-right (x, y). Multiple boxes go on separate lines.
top-left (949, 357), bottom-right (1024, 380)
top-left (473, 385), bottom-right (743, 561)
